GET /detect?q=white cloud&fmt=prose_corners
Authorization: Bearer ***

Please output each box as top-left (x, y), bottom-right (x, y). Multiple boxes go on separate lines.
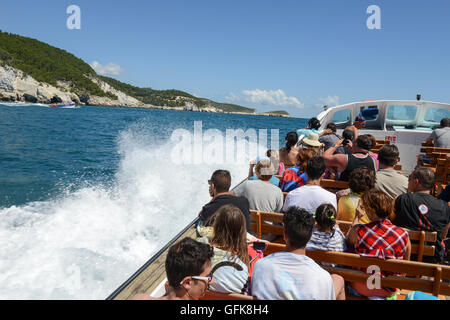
top-left (317, 95), bottom-right (340, 108)
top-left (224, 92), bottom-right (240, 103)
top-left (90, 61), bottom-right (123, 76)
top-left (242, 89), bottom-right (304, 109)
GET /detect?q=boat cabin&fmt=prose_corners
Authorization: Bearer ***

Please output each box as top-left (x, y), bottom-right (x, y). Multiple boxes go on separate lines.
top-left (316, 100), bottom-right (450, 171)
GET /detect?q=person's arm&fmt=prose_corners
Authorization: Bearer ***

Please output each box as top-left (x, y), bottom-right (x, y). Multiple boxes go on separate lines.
top-left (248, 163), bottom-right (255, 179)
top-left (319, 129), bottom-right (333, 137)
top-left (346, 200), bottom-right (364, 248)
top-left (322, 139), bottom-right (347, 172)
top-left (404, 238), bottom-right (412, 261)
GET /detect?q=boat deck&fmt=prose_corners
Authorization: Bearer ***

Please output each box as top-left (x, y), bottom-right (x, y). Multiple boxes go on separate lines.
top-left (110, 224), bottom-right (198, 300)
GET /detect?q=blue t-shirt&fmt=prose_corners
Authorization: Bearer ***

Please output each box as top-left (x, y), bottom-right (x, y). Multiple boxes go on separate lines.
top-left (296, 129), bottom-right (320, 139)
top-left (249, 175), bottom-right (280, 187)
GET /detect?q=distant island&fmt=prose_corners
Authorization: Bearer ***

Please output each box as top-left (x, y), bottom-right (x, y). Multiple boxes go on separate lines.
top-left (0, 31), bottom-right (290, 118)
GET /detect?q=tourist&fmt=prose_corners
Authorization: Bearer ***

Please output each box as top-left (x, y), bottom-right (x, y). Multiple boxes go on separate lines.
top-left (426, 118), bottom-right (450, 148)
top-left (337, 167), bottom-right (376, 224)
top-left (283, 156), bottom-right (337, 213)
top-left (280, 134), bottom-right (323, 192)
top-left (306, 204), bottom-right (346, 255)
top-left (197, 170), bottom-right (251, 233)
top-left (322, 134), bottom-right (377, 181)
top-left (345, 114), bottom-right (366, 140)
top-left (248, 155), bottom-right (281, 187)
top-left (319, 123), bottom-right (341, 151)
top-left (251, 206), bottom-right (346, 300)
top-left (297, 117), bottom-right (321, 140)
top-left (235, 159), bottom-right (284, 213)
top-left (393, 167), bottom-right (450, 263)
top-left (266, 149), bottom-right (285, 176)
top-left (282, 131), bottom-right (300, 166)
top-left (374, 144), bottom-right (408, 200)
top-left (346, 190), bottom-right (411, 298)
top-left (199, 205), bottom-right (250, 294)
top-left (132, 237), bottom-right (214, 300)
top-left (366, 134), bottom-right (379, 170)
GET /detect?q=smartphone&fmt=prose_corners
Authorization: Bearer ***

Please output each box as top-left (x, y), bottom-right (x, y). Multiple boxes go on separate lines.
top-left (253, 241), bottom-right (267, 251)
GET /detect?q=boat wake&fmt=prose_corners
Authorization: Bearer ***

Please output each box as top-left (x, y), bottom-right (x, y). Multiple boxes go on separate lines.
top-left (0, 121), bottom-right (257, 300)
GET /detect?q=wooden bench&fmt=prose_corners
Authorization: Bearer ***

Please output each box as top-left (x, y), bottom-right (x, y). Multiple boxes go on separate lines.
top-left (264, 244), bottom-right (450, 297)
top-left (250, 211), bottom-right (438, 263)
top-left (201, 291), bottom-right (254, 300)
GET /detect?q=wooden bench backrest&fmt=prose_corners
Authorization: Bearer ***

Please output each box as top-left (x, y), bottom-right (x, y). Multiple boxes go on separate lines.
top-left (264, 244), bottom-right (450, 296)
top-left (250, 211), bottom-right (437, 263)
top-left (200, 291), bottom-right (254, 300)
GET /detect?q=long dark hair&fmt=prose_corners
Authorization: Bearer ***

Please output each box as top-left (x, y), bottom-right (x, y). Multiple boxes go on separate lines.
top-left (285, 132), bottom-right (298, 152)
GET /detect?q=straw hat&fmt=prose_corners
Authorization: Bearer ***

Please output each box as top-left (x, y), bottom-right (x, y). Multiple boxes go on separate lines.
top-left (301, 132), bottom-right (322, 147)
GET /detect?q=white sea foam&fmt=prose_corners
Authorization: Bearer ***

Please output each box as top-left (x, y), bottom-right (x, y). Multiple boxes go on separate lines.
top-left (0, 122), bottom-right (260, 300)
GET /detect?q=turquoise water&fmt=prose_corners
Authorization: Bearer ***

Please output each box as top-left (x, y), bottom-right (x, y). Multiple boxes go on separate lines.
top-left (0, 103), bottom-right (306, 299)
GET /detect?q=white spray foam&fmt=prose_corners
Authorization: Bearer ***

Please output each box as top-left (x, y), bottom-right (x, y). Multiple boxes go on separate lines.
top-left (0, 122), bottom-right (265, 299)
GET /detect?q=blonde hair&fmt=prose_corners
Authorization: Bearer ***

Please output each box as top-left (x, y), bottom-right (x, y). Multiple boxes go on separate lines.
top-left (210, 205), bottom-right (249, 267)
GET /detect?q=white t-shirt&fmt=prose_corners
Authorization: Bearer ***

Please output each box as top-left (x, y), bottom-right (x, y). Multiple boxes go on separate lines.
top-left (282, 185), bottom-right (337, 214)
top-left (251, 252), bottom-right (335, 300)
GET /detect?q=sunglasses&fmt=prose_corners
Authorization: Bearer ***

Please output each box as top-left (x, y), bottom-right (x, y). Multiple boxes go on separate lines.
top-left (180, 275), bottom-right (213, 286)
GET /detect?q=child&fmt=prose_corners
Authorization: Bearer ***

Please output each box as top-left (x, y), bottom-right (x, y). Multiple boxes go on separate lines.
top-left (306, 204), bottom-right (346, 257)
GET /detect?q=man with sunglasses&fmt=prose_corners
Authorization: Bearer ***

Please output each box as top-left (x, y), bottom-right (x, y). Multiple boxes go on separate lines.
top-left (196, 170), bottom-right (251, 233)
top-left (133, 237), bottom-right (214, 300)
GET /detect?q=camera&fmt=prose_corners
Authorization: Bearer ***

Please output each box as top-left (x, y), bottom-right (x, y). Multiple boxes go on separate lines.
top-left (342, 139), bottom-right (350, 146)
top-left (253, 241), bottom-right (267, 251)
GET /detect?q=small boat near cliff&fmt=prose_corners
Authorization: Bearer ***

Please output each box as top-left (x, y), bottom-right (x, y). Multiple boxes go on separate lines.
top-left (49, 103), bottom-right (76, 108)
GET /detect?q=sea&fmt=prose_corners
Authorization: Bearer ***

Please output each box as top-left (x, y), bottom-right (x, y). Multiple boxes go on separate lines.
top-left (0, 102), bottom-right (307, 300)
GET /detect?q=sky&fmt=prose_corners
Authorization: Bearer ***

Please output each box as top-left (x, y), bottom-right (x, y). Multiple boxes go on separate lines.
top-left (1, 0), bottom-right (450, 118)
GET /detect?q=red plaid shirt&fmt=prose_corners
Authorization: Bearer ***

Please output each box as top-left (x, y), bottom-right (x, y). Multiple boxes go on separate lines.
top-left (356, 219), bottom-right (409, 260)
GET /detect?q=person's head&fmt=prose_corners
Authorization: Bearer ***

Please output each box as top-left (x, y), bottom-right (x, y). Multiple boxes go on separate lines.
top-left (314, 204), bottom-right (337, 234)
top-left (353, 135), bottom-right (373, 153)
top-left (366, 135), bottom-right (377, 151)
top-left (440, 118), bottom-right (450, 128)
top-left (378, 145), bottom-right (400, 168)
top-left (300, 133), bottom-right (323, 150)
top-left (285, 132), bottom-right (299, 151)
top-left (326, 123), bottom-right (337, 133)
top-left (255, 159), bottom-right (275, 181)
top-left (209, 170), bottom-right (231, 195)
top-left (360, 190), bottom-right (393, 221)
top-left (297, 147), bottom-right (321, 171)
top-left (306, 156), bottom-right (326, 181)
top-left (283, 206), bottom-right (315, 250)
top-left (348, 167), bottom-right (376, 194)
top-left (408, 166), bottom-right (436, 193)
top-left (342, 129), bottom-right (355, 142)
top-left (165, 237), bottom-right (214, 298)
top-left (354, 115), bottom-right (366, 129)
top-left (307, 117), bottom-right (321, 130)
top-left (210, 205), bottom-right (249, 266)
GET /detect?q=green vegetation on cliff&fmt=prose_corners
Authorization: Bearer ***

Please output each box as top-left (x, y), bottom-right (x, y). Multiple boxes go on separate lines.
top-left (100, 75), bottom-right (256, 113)
top-left (0, 31), bottom-right (272, 114)
top-left (0, 31), bottom-right (115, 99)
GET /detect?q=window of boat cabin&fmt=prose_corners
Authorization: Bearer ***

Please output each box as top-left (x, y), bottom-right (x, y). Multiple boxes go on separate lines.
top-left (386, 105), bottom-right (418, 129)
top-left (331, 109), bottom-right (351, 129)
top-left (420, 107), bottom-right (450, 129)
top-left (359, 105), bottom-right (381, 129)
